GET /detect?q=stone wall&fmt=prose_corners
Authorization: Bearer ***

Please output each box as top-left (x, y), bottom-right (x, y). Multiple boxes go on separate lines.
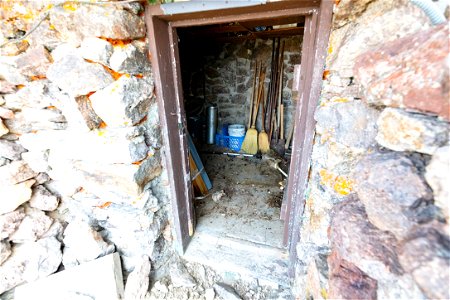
top-left (182, 36), bottom-right (302, 134)
top-left (1, 0), bottom-right (449, 298)
top-left (294, 1), bottom-right (449, 299)
top-left (0, 1), bottom-right (172, 296)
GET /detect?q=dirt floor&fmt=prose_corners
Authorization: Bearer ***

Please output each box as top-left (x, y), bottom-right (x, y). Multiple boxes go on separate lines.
top-left (178, 147), bottom-right (292, 294)
top-left (195, 150), bottom-right (286, 249)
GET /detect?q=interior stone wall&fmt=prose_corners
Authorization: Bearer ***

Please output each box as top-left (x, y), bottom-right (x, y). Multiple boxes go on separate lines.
top-left (294, 1), bottom-right (449, 299)
top-left (182, 36), bottom-right (302, 135)
top-left (0, 1), bottom-right (173, 296)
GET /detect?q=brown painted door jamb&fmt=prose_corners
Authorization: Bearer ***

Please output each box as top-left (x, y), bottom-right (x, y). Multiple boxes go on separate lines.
top-left (284, 1), bottom-right (334, 274)
top-left (145, 10), bottom-right (195, 254)
top-left (144, 1), bottom-right (334, 265)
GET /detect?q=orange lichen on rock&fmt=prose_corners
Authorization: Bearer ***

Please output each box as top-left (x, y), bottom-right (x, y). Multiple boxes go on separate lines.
top-left (96, 201), bottom-right (112, 209)
top-left (323, 70), bottom-right (330, 80)
top-left (85, 58), bottom-right (125, 80)
top-left (333, 177), bottom-right (353, 196)
top-left (319, 169), bottom-right (354, 196)
top-left (104, 65), bottom-right (125, 80)
top-left (99, 37), bottom-right (133, 48)
top-left (31, 75), bottom-right (46, 81)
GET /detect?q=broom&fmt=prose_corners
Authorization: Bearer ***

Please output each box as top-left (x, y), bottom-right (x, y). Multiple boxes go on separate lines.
top-left (258, 81), bottom-right (270, 153)
top-left (241, 65), bottom-right (263, 154)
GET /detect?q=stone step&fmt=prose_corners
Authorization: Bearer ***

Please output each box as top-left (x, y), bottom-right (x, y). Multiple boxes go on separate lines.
top-left (183, 227), bottom-right (291, 289)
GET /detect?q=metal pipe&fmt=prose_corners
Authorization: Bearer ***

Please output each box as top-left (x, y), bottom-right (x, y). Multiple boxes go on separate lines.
top-left (411, 0), bottom-right (446, 25)
top-left (206, 104), bottom-right (217, 144)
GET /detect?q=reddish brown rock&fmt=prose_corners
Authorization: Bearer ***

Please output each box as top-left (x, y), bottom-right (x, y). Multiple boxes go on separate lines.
top-left (74, 96), bottom-right (103, 130)
top-left (330, 196), bottom-right (402, 276)
top-left (355, 24), bottom-right (449, 120)
top-left (0, 107), bottom-right (14, 119)
top-left (14, 45), bottom-right (53, 78)
top-left (0, 81), bottom-right (17, 94)
top-left (328, 250), bottom-right (377, 300)
top-left (330, 196), bottom-right (425, 299)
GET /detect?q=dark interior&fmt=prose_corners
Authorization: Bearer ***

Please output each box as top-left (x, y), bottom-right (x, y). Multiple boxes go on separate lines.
top-left (176, 20), bottom-right (304, 249)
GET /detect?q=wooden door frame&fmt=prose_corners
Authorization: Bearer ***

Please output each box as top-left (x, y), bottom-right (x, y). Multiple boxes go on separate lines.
top-left (144, 0), bottom-right (333, 266)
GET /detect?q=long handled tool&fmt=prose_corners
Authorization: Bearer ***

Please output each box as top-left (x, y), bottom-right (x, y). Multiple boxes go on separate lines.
top-left (241, 64), bottom-right (264, 155)
top-left (274, 104), bottom-right (285, 156)
top-left (248, 62), bottom-right (259, 130)
top-left (285, 118), bottom-right (295, 151)
top-left (258, 78), bottom-right (269, 153)
top-left (274, 52), bottom-right (285, 155)
top-left (267, 38), bottom-right (280, 138)
top-left (270, 40), bottom-right (285, 149)
top-left (265, 38), bottom-right (276, 131)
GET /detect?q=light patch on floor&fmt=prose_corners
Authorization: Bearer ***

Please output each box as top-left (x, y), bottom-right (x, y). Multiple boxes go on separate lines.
top-left (184, 152), bottom-right (290, 287)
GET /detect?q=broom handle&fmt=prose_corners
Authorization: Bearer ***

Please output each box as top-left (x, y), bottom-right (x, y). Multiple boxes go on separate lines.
top-left (276, 41), bottom-right (285, 139)
top-left (266, 38), bottom-right (276, 131)
top-left (261, 84), bottom-right (266, 131)
top-left (248, 61), bottom-right (258, 129)
top-left (280, 104), bottom-right (284, 139)
top-left (252, 67), bottom-right (265, 128)
top-left (251, 67), bottom-right (261, 128)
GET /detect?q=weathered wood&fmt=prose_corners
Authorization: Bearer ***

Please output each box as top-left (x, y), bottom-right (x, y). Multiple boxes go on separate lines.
top-left (284, 0), bottom-right (334, 275)
top-left (160, 1), bottom-right (318, 23)
top-left (283, 12), bottom-right (317, 248)
top-left (170, 7), bottom-right (318, 28)
top-left (145, 1), bottom-right (333, 273)
top-left (144, 9), bottom-right (194, 253)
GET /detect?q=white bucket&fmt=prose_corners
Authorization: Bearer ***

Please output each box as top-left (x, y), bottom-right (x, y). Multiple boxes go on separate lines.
top-left (228, 124), bottom-right (245, 137)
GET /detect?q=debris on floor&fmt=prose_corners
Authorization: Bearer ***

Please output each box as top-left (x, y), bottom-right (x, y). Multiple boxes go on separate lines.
top-left (147, 261), bottom-right (292, 300)
top-left (211, 190), bottom-right (226, 203)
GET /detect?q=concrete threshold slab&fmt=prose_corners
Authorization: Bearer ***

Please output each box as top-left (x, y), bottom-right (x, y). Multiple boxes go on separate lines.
top-left (183, 228), bottom-right (291, 288)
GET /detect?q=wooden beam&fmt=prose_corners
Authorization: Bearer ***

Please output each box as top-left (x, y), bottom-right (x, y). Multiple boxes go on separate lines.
top-left (239, 15), bottom-right (305, 29)
top-left (182, 27), bottom-right (304, 43)
top-left (170, 7), bottom-right (317, 28)
top-left (159, 0), bottom-right (319, 23)
top-left (187, 24), bottom-right (249, 35)
top-left (253, 27), bottom-right (304, 39)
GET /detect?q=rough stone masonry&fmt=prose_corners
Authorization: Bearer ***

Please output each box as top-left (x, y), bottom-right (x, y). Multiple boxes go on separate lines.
top-left (0, 0), bottom-right (449, 299)
top-left (0, 1), bottom-right (172, 297)
top-left (294, 1), bottom-right (449, 300)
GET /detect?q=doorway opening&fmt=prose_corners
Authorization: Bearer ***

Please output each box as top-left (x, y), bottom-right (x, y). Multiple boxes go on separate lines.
top-left (176, 21), bottom-right (304, 283)
top-left (144, 0), bottom-right (333, 282)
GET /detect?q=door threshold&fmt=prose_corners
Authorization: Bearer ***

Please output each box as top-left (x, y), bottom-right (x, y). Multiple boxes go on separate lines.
top-left (183, 225), bottom-right (291, 289)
